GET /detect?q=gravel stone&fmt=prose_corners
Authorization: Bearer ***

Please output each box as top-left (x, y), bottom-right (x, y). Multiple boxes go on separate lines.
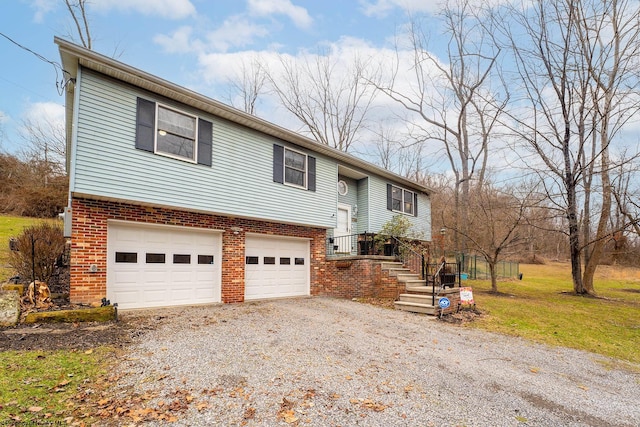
top-left (111, 298), bottom-right (640, 426)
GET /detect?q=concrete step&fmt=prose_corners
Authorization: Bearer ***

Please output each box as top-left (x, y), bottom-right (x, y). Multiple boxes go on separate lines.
top-left (405, 286), bottom-right (434, 294)
top-left (404, 279), bottom-right (428, 288)
top-left (397, 293), bottom-right (438, 305)
top-left (396, 273), bottom-right (422, 282)
top-left (394, 300), bottom-right (438, 315)
top-left (380, 261), bottom-right (404, 270)
top-left (386, 268), bottom-right (413, 277)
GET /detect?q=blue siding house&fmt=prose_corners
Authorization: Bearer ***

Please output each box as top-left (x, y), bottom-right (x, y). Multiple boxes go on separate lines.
top-left (56, 38), bottom-right (432, 309)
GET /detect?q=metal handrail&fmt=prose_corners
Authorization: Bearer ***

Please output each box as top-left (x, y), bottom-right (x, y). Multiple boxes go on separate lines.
top-left (429, 261), bottom-right (461, 306)
top-left (388, 236), bottom-right (426, 280)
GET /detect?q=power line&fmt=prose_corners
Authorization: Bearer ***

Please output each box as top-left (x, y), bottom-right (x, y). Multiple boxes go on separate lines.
top-left (0, 32), bottom-right (72, 95)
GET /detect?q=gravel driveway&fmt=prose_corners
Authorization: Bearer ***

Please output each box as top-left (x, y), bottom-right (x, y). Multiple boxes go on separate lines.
top-left (112, 298), bottom-right (639, 426)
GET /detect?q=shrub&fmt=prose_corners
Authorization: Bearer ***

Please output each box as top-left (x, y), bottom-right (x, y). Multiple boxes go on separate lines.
top-left (8, 222), bottom-right (66, 284)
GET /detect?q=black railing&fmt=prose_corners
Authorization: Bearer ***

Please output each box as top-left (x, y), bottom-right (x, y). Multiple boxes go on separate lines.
top-left (427, 261), bottom-right (461, 306)
top-left (326, 233), bottom-right (359, 256)
top-left (388, 236), bottom-right (426, 280)
top-left (326, 233), bottom-right (462, 307)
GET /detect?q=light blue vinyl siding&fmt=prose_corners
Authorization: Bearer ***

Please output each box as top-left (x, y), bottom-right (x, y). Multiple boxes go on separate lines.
top-left (368, 175), bottom-right (431, 240)
top-left (356, 178), bottom-right (369, 234)
top-left (73, 69), bottom-right (336, 228)
top-left (337, 176), bottom-right (358, 208)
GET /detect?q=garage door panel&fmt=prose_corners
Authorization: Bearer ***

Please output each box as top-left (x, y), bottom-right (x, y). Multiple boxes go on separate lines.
top-left (245, 235), bottom-right (310, 300)
top-left (143, 289), bottom-right (168, 304)
top-left (108, 222), bottom-right (221, 309)
top-left (114, 290), bottom-right (141, 305)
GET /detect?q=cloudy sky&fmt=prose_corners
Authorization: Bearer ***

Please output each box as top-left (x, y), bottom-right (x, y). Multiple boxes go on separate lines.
top-left (0, 1), bottom-right (455, 160)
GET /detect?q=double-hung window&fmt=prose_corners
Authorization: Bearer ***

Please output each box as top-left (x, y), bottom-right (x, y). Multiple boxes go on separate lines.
top-left (135, 97), bottom-right (213, 166)
top-left (284, 148), bottom-right (307, 188)
top-left (156, 105), bottom-right (197, 161)
top-left (272, 144), bottom-right (316, 191)
top-left (387, 184), bottom-right (417, 216)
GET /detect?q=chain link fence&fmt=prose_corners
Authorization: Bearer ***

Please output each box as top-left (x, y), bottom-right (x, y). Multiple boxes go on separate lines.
top-left (458, 254), bottom-right (520, 280)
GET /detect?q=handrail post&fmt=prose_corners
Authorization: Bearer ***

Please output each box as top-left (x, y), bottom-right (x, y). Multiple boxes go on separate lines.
top-left (432, 268), bottom-right (435, 306)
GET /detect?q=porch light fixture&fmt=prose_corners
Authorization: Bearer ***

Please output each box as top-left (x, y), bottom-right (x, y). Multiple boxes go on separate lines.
top-left (230, 226), bottom-right (243, 235)
top-left (353, 204), bottom-right (358, 215)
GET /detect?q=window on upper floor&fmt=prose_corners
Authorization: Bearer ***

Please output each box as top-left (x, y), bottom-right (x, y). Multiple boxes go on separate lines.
top-left (156, 105), bottom-right (197, 161)
top-left (273, 144), bottom-right (316, 191)
top-left (135, 97), bottom-right (213, 166)
top-left (284, 147), bottom-right (307, 188)
top-left (387, 184), bottom-right (418, 216)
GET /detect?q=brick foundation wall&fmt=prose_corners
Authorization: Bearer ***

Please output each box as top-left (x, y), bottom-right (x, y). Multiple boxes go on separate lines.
top-left (317, 258), bottom-right (404, 300)
top-left (70, 197), bottom-right (326, 305)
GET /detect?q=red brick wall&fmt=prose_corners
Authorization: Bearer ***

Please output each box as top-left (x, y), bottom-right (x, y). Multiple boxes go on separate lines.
top-left (70, 197), bottom-right (326, 305)
top-left (317, 258), bottom-right (404, 299)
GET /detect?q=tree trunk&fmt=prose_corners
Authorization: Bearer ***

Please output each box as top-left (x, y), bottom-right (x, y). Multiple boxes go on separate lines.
top-left (489, 260), bottom-right (498, 293)
top-left (581, 120), bottom-right (612, 295)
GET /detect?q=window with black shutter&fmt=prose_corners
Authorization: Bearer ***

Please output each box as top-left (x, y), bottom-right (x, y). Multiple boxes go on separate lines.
top-left (135, 97), bottom-right (212, 166)
top-left (273, 144), bottom-right (316, 191)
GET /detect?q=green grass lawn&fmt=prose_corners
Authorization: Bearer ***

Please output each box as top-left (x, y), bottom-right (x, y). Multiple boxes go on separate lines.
top-left (0, 349), bottom-right (111, 424)
top-left (467, 261), bottom-right (640, 365)
top-left (0, 215), bottom-right (51, 282)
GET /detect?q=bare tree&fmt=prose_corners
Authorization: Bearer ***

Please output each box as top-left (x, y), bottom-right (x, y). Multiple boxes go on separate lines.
top-left (18, 116), bottom-right (66, 186)
top-left (226, 56), bottom-right (267, 115)
top-left (65, 0), bottom-right (92, 49)
top-left (266, 52), bottom-right (378, 152)
top-left (373, 0), bottom-right (507, 260)
top-left (576, 0), bottom-right (640, 291)
top-left (450, 184), bottom-right (535, 292)
top-left (494, 0), bottom-right (640, 294)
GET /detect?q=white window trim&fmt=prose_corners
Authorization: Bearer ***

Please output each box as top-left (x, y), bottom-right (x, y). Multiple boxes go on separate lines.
top-left (283, 146), bottom-right (308, 189)
top-left (154, 103), bottom-right (199, 164)
top-left (391, 184), bottom-right (415, 216)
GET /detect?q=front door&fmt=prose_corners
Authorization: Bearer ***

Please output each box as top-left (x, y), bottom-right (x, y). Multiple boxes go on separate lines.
top-left (334, 204), bottom-right (351, 253)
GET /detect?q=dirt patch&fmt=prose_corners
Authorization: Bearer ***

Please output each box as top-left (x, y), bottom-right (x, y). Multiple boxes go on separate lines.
top-left (621, 288), bottom-right (640, 294)
top-left (1, 321), bottom-right (130, 351)
top-left (438, 309), bottom-right (484, 324)
top-left (0, 312), bottom-right (161, 351)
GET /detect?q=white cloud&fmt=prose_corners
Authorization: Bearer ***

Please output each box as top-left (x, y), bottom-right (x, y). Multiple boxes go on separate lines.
top-left (154, 26), bottom-right (200, 54)
top-left (248, 0), bottom-right (313, 29)
top-left (155, 16), bottom-right (269, 54)
top-left (359, 0), bottom-right (513, 17)
top-left (91, 0), bottom-right (196, 20)
top-left (22, 102), bottom-right (65, 128)
top-left (205, 16), bottom-right (270, 52)
top-left (28, 0), bottom-right (57, 23)
top-left (0, 110), bottom-right (8, 124)
top-left (359, 0), bottom-right (444, 17)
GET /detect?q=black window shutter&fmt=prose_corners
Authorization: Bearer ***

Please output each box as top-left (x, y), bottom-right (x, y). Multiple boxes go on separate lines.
top-left (414, 193), bottom-right (418, 217)
top-left (307, 156), bottom-right (316, 191)
top-left (197, 119), bottom-right (213, 166)
top-left (273, 144), bottom-right (284, 183)
top-left (386, 184), bottom-right (393, 211)
top-left (135, 97), bottom-right (155, 152)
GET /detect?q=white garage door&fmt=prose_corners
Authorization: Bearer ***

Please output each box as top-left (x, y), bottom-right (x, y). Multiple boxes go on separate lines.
top-left (107, 221), bottom-right (222, 309)
top-left (245, 235), bottom-right (310, 300)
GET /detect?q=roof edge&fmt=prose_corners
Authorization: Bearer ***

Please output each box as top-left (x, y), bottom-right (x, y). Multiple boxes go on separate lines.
top-left (55, 37), bottom-right (432, 194)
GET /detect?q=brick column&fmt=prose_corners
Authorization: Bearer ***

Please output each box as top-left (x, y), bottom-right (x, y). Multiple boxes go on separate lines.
top-left (221, 228), bottom-right (245, 303)
top-left (70, 198), bottom-right (108, 305)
